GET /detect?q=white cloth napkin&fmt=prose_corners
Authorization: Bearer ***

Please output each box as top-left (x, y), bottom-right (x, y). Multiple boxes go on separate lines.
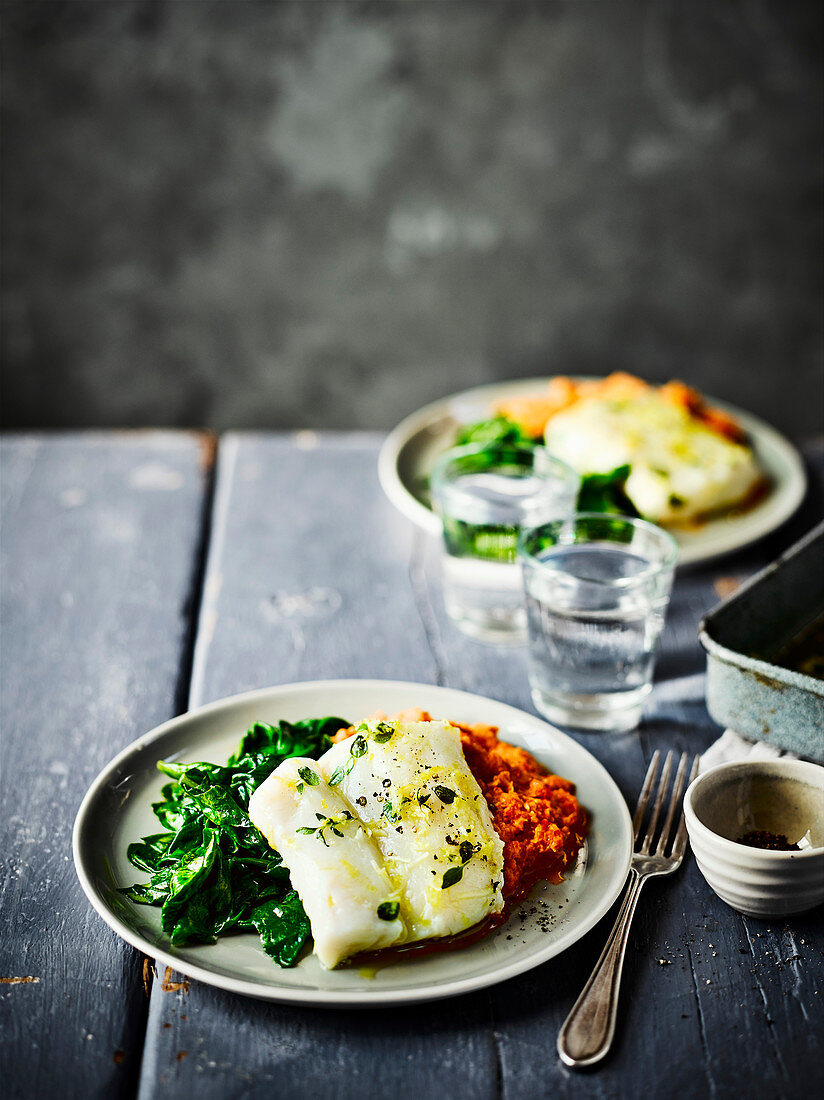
top-left (698, 729), bottom-right (799, 774)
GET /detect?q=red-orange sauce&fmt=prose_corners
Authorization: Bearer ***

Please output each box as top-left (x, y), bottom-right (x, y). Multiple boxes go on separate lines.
top-left (455, 719), bottom-right (588, 900)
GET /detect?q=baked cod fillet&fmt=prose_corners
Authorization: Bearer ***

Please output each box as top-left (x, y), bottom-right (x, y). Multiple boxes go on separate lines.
top-left (544, 393), bottom-right (762, 524)
top-left (249, 720), bottom-right (505, 968)
top-left (248, 756), bottom-right (404, 969)
top-left (323, 719), bottom-right (505, 944)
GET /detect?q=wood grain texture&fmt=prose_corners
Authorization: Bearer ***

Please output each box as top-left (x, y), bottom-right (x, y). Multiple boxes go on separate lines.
top-left (137, 432), bottom-right (823, 1100)
top-left (5, 432), bottom-right (821, 1099)
top-left (0, 433), bottom-right (211, 1100)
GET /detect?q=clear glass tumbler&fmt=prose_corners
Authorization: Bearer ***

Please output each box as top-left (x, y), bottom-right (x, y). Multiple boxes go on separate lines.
top-left (519, 514), bottom-right (678, 730)
top-left (430, 444), bottom-right (580, 645)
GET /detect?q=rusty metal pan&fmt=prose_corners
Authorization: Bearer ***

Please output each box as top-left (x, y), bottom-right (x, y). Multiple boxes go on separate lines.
top-left (699, 522), bottom-right (824, 761)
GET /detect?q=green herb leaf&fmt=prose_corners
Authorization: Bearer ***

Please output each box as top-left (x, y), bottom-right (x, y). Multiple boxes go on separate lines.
top-left (382, 801), bottom-right (399, 823)
top-left (376, 901), bottom-right (400, 921)
top-left (372, 722), bottom-right (395, 744)
top-left (298, 766), bottom-right (320, 786)
top-left (441, 866), bottom-right (464, 889)
top-left (329, 753), bottom-right (358, 787)
top-left (295, 826), bottom-right (316, 835)
top-left (350, 735), bottom-right (368, 758)
top-left (434, 786), bottom-right (456, 804)
top-left (328, 764), bottom-right (347, 787)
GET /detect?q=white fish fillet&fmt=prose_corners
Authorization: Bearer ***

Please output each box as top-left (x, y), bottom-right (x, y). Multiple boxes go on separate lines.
top-left (250, 721), bottom-right (505, 968)
top-left (321, 720), bottom-right (505, 944)
top-left (248, 756), bottom-right (404, 969)
top-left (544, 394), bottom-right (761, 524)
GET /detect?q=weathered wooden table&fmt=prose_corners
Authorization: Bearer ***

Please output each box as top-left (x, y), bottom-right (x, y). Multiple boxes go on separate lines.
top-left (2, 431), bottom-right (822, 1100)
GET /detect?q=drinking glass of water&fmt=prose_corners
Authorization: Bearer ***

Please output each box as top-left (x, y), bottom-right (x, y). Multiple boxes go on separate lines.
top-left (519, 514), bottom-right (678, 731)
top-left (430, 444), bottom-right (580, 645)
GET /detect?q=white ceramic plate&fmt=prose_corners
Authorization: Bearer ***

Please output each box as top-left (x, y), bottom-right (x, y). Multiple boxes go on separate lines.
top-left (73, 679), bottom-right (632, 1006)
top-left (377, 378), bottom-right (807, 566)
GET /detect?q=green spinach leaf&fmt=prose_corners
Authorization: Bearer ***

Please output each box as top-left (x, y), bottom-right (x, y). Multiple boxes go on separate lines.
top-left (455, 416), bottom-right (534, 448)
top-left (577, 465), bottom-right (640, 517)
top-left (241, 891), bottom-right (311, 968)
top-left (122, 714), bottom-right (351, 968)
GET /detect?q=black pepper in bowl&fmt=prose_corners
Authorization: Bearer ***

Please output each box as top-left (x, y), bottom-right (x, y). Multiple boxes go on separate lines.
top-left (735, 829), bottom-right (800, 851)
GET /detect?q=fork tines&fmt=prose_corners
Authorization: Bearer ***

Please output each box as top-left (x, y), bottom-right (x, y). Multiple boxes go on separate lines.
top-left (633, 750), bottom-right (700, 858)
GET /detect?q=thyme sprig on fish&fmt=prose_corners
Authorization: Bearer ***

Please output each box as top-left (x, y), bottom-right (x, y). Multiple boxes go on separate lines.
top-left (441, 866), bottom-right (464, 889)
top-left (440, 837), bottom-right (480, 889)
top-left (328, 721), bottom-right (397, 786)
top-left (328, 735), bottom-right (366, 786)
top-left (372, 721), bottom-right (396, 744)
top-left (296, 810), bottom-right (355, 847)
top-left (382, 800), bottom-right (400, 823)
top-left (295, 766), bottom-right (321, 794)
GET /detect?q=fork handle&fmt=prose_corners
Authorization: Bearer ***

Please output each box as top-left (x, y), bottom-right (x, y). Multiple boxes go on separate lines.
top-left (557, 869), bottom-right (645, 1068)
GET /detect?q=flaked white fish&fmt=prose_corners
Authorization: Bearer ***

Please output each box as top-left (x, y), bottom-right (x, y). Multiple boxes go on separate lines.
top-left (248, 756), bottom-right (403, 969)
top-left (249, 720), bottom-right (505, 968)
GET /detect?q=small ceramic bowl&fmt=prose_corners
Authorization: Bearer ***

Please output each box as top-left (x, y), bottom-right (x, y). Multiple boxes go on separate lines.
top-left (684, 759), bottom-right (824, 918)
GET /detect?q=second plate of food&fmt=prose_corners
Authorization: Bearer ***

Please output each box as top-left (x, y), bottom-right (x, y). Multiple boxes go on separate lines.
top-left (73, 679), bottom-right (632, 1006)
top-left (377, 377), bottom-right (806, 566)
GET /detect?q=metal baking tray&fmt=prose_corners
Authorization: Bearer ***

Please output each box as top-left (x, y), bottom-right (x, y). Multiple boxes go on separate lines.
top-left (699, 521), bottom-right (824, 762)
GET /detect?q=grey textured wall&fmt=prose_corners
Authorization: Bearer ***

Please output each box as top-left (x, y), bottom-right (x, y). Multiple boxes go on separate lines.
top-left (2, 0), bottom-right (822, 436)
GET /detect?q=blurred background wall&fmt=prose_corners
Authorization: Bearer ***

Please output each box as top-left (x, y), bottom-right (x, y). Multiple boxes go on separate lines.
top-left (1, 0), bottom-right (822, 437)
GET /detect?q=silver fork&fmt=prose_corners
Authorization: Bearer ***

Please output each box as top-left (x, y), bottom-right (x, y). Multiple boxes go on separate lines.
top-left (557, 750), bottom-right (700, 1068)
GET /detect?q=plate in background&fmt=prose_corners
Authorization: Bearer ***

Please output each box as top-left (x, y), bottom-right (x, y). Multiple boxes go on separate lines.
top-left (73, 679), bottom-right (632, 1006)
top-left (377, 378), bottom-right (807, 567)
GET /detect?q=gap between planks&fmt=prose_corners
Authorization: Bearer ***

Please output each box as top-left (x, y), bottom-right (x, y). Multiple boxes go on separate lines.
top-left (128, 434), bottom-right (218, 1098)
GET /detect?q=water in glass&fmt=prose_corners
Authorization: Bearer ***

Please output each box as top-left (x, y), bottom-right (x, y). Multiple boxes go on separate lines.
top-left (522, 543), bottom-right (670, 729)
top-left (440, 470), bottom-right (573, 644)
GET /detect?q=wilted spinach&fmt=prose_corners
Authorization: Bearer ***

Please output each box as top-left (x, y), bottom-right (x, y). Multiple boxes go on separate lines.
top-left (454, 416), bottom-right (533, 449)
top-left (576, 464), bottom-right (640, 518)
top-left (122, 715), bottom-right (349, 967)
top-left (451, 415), bottom-right (642, 519)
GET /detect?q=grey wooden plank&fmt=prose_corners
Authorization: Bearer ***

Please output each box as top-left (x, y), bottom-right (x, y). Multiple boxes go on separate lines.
top-left (635, 450), bottom-right (823, 1099)
top-left (0, 433), bottom-right (211, 1100)
top-left (137, 433), bottom-right (498, 1100)
top-left (186, 431), bottom-right (438, 706)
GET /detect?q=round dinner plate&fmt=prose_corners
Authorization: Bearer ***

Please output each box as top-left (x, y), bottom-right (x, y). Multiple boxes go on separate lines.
top-left (377, 378), bottom-right (807, 567)
top-left (73, 679), bottom-right (632, 1006)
